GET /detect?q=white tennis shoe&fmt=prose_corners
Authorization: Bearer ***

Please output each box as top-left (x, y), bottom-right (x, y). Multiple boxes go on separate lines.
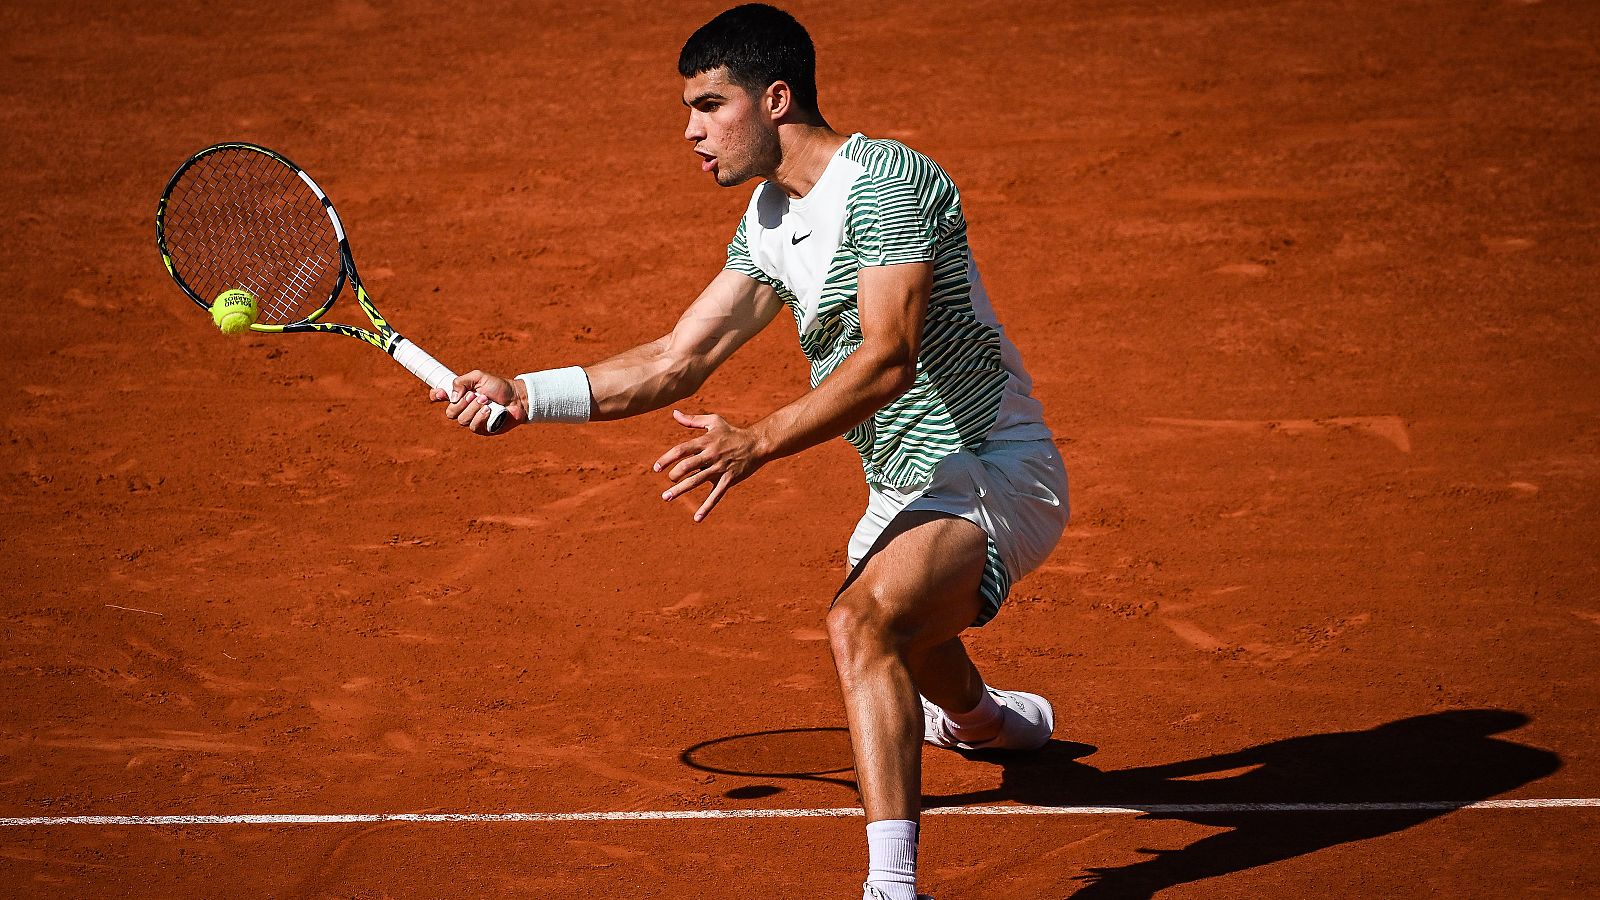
top-left (921, 688), bottom-right (1055, 751)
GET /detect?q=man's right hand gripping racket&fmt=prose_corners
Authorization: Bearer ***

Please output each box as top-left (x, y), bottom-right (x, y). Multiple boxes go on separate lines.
top-left (155, 142), bottom-right (511, 433)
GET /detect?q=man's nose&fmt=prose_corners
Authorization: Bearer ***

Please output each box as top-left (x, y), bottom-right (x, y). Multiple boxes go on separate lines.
top-left (684, 112), bottom-right (706, 143)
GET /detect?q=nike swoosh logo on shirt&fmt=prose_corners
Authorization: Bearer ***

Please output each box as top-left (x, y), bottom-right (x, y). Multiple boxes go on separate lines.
top-left (791, 232), bottom-right (811, 245)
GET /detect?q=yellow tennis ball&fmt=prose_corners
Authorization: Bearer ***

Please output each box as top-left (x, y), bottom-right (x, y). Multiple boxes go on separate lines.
top-left (211, 288), bottom-right (259, 335)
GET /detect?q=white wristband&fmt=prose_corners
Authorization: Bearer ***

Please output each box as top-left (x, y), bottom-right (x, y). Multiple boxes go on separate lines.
top-left (516, 366), bottom-right (592, 423)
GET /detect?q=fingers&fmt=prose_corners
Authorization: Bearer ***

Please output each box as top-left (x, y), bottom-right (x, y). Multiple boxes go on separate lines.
top-left (666, 449), bottom-right (711, 483)
top-left (662, 467), bottom-right (732, 522)
top-left (443, 390), bottom-right (491, 428)
top-left (673, 409), bottom-right (726, 431)
top-left (451, 371), bottom-right (484, 404)
top-left (659, 409), bottom-right (744, 518)
top-left (653, 438), bottom-right (704, 474)
top-left (451, 370), bottom-right (513, 403)
top-left (443, 370), bottom-right (487, 419)
top-left (672, 409), bottom-right (708, 429)
top-left (467, 400), bottom-right (497, 435)
top-left (656, 411), bottom-right (725, 470)
top-left (693, 471), bottom-right (734, 522)
top-left (661, 464), bottom-right (717, 503)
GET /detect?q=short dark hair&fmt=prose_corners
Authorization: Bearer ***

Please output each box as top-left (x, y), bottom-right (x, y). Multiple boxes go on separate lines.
top-left (678, 4), bottom-right (819, 116)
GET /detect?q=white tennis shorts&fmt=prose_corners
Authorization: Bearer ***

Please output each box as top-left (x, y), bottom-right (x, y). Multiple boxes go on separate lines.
top-left (846, 438), bottom-right (1070, 626)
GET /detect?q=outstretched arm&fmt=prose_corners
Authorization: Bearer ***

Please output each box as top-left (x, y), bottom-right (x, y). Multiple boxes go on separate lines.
top-left (652, 261), bottom-right (932, 521)
top-left (586, 270), bottom-right (785, 421)
top-left (434, 269), bottom-right (783, 432)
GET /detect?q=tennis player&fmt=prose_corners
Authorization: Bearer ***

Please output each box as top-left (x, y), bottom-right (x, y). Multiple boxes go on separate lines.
top-left (434, 6), bottom-right (1068, 897)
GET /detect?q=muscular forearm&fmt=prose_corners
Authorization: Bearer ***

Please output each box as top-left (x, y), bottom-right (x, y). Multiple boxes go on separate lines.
top-left (751, 344), bottom-right (915, 463)
top-left (569, 338), bottom-right (701, 422)
top-left (575, 273), bottom-right (779, 422)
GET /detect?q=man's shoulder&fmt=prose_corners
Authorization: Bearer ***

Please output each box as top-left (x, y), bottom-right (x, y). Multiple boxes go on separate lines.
top-left (841, 135), bottom-right (954, 188)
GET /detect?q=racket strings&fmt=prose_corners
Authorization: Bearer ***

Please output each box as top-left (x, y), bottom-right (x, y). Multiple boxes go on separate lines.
top-left (163, 148), bottom-right (342, 325)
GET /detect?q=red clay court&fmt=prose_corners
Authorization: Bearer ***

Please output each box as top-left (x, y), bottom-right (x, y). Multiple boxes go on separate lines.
top-left (3, 0), bottom-right (1598, 896)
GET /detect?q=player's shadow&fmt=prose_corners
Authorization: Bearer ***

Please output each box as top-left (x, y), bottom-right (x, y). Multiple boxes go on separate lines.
top-left (946, 709), bottom-right (1559, 897)
top-left (681, 710), bottom-right (1559, 898)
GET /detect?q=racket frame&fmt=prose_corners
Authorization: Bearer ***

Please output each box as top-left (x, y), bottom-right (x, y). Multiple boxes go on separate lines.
top-left (159, 142), bottom-right (389, 348)
top-left (157, 142), bottom-right (511, 431)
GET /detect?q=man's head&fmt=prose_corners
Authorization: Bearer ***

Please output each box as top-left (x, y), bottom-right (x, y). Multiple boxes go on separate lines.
top-left (679, 4), bottom-right (820, 186)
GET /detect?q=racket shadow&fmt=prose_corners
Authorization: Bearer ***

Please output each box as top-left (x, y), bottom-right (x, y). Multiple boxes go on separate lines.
top-left (680, 726), bottom-right (859, 799)
top-left (677, 725), bottom-right (1099, 801)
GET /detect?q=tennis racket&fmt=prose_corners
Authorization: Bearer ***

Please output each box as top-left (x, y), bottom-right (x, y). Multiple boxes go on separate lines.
top-left (155, 141), bottom-right (510, 433)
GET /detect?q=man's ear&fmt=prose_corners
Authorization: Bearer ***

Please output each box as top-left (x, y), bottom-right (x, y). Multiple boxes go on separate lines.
top-left (766, 80), bottom-right (793, 121)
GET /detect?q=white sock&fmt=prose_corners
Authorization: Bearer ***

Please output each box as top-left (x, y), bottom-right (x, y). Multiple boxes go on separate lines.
top-left (865, 819), bottom-right (918, 900)
top-left (947, 688), bottom-right (1003, 741)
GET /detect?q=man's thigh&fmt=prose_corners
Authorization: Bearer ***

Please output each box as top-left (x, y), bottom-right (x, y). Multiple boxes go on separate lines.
top-left (833, 509), bottom-right (988, 651)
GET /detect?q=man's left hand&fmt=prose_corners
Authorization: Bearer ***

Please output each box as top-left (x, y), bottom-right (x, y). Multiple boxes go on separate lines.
top-left (653, 409), bottom-right (767, 522)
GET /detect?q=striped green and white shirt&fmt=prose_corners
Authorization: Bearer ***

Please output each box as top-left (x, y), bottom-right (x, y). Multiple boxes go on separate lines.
top-left (725, 134), bottom-right (1050, 487)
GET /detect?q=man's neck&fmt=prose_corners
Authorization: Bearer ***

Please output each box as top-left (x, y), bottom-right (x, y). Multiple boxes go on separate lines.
top-left (769, 124), bottom-right (849, 199)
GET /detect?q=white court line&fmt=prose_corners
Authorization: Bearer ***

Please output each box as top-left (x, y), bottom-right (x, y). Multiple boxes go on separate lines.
top-left (3, 799), bottom-right (1598, 827)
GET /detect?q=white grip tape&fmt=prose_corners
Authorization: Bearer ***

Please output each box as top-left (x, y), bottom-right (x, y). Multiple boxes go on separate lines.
top-left (392, 337), bottom-right (510, 434)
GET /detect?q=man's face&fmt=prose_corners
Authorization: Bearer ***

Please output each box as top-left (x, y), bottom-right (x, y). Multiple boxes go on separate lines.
top-left (682, 67), bottom-right (780, 187)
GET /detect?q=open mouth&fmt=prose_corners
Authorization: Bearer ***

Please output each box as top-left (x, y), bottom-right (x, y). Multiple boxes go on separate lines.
top-left (695, 149), bottom-right (718, 173)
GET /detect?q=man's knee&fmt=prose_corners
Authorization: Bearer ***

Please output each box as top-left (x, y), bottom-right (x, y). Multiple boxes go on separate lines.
top-left (827, 584), bottom-right (909, 669)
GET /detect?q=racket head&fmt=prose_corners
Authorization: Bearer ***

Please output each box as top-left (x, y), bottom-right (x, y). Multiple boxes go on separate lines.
top-left (157, 142), bottom-right (349, 331)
